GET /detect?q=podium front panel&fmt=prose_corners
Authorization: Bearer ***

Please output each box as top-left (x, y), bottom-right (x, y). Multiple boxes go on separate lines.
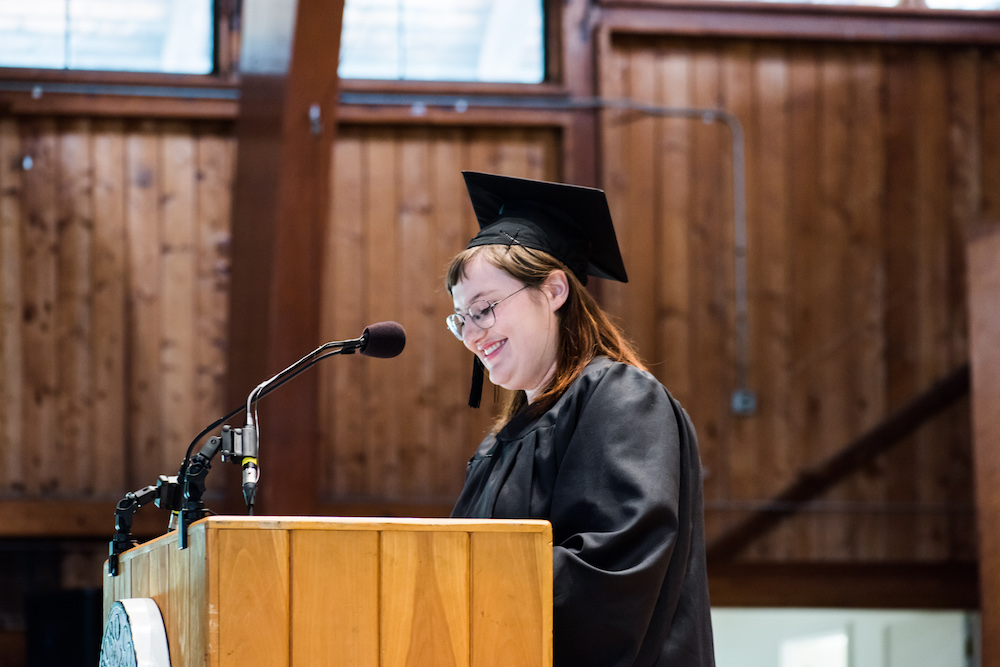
top-left (105, 516), bottom-right (552, 666)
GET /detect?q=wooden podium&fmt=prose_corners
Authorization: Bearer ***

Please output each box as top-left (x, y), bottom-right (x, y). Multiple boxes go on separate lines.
top-left (103, 516), bottom-right (553, 666)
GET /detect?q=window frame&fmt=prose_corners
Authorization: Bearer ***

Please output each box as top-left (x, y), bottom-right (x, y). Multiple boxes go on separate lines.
top-left (604, 0), bottom-right (1000, 11)
top-left (598, 0), bottom-right (1000, 46)
top-left (0, 0), bottom-right (240, 118)
top-left (1, 0), bottom-right (999, 121)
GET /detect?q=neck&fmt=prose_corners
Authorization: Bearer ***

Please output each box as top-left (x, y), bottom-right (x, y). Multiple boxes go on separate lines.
top-left (525, 360), bottom-right (558, 404)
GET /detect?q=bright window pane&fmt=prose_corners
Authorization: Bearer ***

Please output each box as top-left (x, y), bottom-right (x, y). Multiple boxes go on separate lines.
top-left (0, 1), bottom-right (68, 68)
top-left (924, 0), bottom-right (1000, 7)
top-left (780, 631), bottom-right (849, 667)
top-left (0, 0), bottom-right (213, 74)
top-left (697, 0), bottom-right (897, 5)
top-left (338, 0), bottom-right (544, 83)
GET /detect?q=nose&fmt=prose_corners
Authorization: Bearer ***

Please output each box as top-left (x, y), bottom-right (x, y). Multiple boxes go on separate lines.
top-left (462, 319), bottom-right (486, 350)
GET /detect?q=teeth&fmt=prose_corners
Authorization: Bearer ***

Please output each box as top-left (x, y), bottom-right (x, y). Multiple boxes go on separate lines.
top-left (483, 341), bottom-right (503, 356)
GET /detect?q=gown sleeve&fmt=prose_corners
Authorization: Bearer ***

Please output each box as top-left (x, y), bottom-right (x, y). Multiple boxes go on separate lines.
top-left (548, 362), bottom-right (699, 667)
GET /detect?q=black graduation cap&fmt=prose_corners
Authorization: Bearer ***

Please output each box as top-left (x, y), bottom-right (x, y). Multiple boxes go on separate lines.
top-left (460, 172), bottom-right (628, 408)
top-left (462, 171), bottom-right (628, 285)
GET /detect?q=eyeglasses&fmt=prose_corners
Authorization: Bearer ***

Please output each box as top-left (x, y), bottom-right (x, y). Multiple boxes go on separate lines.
top-left (446, 285), bottom-right (529, 340)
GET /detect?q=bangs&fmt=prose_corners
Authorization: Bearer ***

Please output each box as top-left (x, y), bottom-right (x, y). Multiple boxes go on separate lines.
top-left (445, 247), bottom-right (481, 294)
top-left (445, 245), bottom-right (533, 294)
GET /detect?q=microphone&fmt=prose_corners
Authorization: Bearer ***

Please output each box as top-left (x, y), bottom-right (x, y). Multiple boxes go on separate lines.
top-left (238, 321), bottom-right (406, 511)
top-left (359, 321), bottom-right (406, 358)
top-left (240, 423), bottom-right (259, 512)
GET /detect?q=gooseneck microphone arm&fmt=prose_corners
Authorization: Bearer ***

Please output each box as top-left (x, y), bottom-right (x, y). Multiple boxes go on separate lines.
top-left (178, 345), bottom-right (348, 482)
top-left (176, 321), bottom-right (406, 525)
top-left (239, 337), bottom-right (365, 514)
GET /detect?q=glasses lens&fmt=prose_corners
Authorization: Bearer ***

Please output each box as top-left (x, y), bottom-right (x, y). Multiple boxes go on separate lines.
top-left (469, 301), bottom-right (494, 329)
top-left (447, 300), bottom-right (498, 341)
top-left (446, 314), bottom-right (464, 339)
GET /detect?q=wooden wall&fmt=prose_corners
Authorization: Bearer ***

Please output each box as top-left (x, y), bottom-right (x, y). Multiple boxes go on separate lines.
top-left (313, 37), bottom-right (997, 564)
top-left (599, 37), bottom-right (999, 561)
top-left (318, 126), bottom-right (561, 510)
top-left (0, 118), bottom-right (234, 501)
top-left (0, 28), bottom-right (996, 574)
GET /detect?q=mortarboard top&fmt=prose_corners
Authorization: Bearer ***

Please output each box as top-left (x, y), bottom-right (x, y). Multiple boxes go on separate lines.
top-left (462, 171), bottom-right (628, 285)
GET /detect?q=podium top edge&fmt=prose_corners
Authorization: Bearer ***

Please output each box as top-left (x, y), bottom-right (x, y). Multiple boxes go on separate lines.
top-left (191, 515), bottom-right (553, 533)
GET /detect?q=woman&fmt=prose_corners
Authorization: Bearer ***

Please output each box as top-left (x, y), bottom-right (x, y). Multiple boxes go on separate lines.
top-left (446, 172), bottom-right (715, 667)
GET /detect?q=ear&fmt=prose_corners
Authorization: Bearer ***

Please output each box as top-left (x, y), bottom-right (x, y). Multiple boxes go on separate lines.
top-left (542, 269), bottom-right (569, 312)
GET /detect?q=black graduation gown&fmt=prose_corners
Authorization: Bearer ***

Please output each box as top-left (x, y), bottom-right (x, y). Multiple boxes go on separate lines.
top-left (452, 357), bottom-right (715, 667)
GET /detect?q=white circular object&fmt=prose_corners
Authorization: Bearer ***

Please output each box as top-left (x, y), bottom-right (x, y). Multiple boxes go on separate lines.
top-left (99, 598), bottom-right (171, 667)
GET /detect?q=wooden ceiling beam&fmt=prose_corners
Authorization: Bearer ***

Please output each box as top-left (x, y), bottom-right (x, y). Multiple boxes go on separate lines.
top-left (707, 364), bottom-right (971, 563)
top-left (967, 223), bottom-right (1000, 664)
top-left (561, 0), bottom-right (601, 187)
top-left (226, 0), bottom-right (345, 516)
top-left (709, 561), bottom-right (978, 609)
top-left (599, 1), bottom-right (1000, 45)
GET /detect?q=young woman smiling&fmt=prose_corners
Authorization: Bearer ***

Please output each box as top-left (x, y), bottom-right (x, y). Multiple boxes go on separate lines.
top-left (444, 172), bottom-right (716, 667)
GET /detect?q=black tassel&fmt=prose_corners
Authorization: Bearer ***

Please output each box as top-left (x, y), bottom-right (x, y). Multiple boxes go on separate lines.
top-left (469, 355), bottom-right (484, 408)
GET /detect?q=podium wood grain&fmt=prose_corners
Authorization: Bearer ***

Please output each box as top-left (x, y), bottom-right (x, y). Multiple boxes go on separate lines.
top-left (104, 516), bottom-right (552, 666)
top-left (291, 529), bottom-right (380, 665)
top-left (381, 530), bottom-right (470, 667)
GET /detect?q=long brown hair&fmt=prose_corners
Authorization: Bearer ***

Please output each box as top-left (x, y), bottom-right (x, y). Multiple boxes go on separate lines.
top-left (446, 244), bottom-right (646, 428)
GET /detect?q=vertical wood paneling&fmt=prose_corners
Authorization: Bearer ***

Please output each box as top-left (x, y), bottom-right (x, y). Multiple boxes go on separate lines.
top-left (944, 50), bottom-right (980, 559)
top-left (722, 42), bottom-right (759, 546)
top-left (194, 129), bottom-right (234, 427)
top-left (126, 122), bottom-right (164, 486)
top-left (913, 49), bottom-right (951, 560)
top-left (785, 46), bottom-right (822, 559)
top-left (164, 543), bottom-right (189, 667)
top-left (21, 119), bottom-right (59, 494)
top-left (881, 48), bottom-right (922, 559)
top-left (183, 525), bottom-right (206, 667)
top-left (324, 130), bottom-right (368, 498)
top-left (597, 41), bottom-right (630, 325)
top-left (399, 132), bottom-right (433, 498)
top-left (290, 530), bottom-right (380, 666)
top-left (381, 530), bottom-right (469, 667)
top-left (600, 36), bottom-right (990, 562)
top-left (621, 47), bottom-right (659, 366)
top-left (91, 120), bottom-right (128, 495)
top-left (216, 528), bottom-right (290, 666)
top-left (688, 47), bottom-right (733, 539)
top-left (0, 118), bottom-right (232, 503)
top-left (0, 35), bottom-right (993, 569)
top-left (982, 52), bottom-right (1000, 222)
top-left (55, 120), bottom-right (93, 494)
top-left (815, 47), bottom-right (853, 559)
top-left (656, 46), bottom-right (693, 407)
top-left (968, 226), bottom-right (1000, 663)
top-left (847, 47), bottom-right (888, 560)
top-left (750, 45), bottom-right (794, 559)
top-left (0, 119), bottom-right (24, 492)
top-left (160, 124), bottom-right (198, 474)
top-left (471, 531), bottom-right (549, 667)
top-left (363, 132), bottom-right (403, 499)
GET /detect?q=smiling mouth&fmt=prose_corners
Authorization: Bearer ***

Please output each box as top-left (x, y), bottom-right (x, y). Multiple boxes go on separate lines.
top-left (482, 340), bottom-right (505, 359)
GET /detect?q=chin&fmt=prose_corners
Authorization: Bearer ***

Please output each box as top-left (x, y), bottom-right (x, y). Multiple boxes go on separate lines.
top-left (487, 373), bottom-right (517, 393)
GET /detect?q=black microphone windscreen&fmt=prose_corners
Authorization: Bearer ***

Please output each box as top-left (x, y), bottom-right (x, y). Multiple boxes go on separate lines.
top-left (360, 321), bottom-right (406, 358)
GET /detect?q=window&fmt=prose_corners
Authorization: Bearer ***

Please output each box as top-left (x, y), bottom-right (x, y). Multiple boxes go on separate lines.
top-left (338, 0), bottom-right (545, 83)
top-left (780, 631), bottom-right (849, 667)
top-left (922, 0), bottom-right (1000, 7)
top-left (700, 0), bottom-right (998, 6)
top-left (0, 0), bottom-right (214, 74)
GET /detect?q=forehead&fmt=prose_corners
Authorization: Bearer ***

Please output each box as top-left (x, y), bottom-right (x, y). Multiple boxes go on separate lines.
top-left (451, 255), bottom-right (520, 307)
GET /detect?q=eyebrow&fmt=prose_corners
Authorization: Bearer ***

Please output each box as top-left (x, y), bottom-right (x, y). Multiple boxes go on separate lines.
top-left (453, 290), bottom-right (490, 312)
